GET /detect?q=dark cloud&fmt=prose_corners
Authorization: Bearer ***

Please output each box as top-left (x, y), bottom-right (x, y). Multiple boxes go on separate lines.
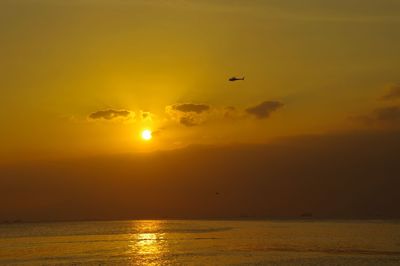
top-left (172, 103), bottom-right (210, 114)
top-left (167, 101), bottom-right (285, 126)
top-left (245, 101), bottom-right (284, 119)
top-left (89, 109), bottom-right (131, 120)
top-left (382, 85), bottom-right (400, 101)
top-left (374, 106), bottom-right (400, 122)
top-left (140, 111), bottom-right (154, 121)
top-left (354, 105), bottom-right (400, 126)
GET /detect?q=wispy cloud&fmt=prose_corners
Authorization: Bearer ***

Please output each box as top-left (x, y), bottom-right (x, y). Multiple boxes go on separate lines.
top-left (382, 84), bottom-right (400, 101)
top-left (352, 105), bottom-right (400, 128)
top-left (166, 103), bottom-right (211, 127)
top-left (374, 106), bottom-right (400, 122)
top-left (245, 101), bottom-right (284, 119)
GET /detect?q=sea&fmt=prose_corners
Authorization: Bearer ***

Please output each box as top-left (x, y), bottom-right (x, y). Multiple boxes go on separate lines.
top-left (0, 220), bottom-right (399, 265)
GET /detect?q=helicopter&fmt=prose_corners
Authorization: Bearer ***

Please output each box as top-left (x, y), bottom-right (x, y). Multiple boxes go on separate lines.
top-left (229, 76), bottom-right (245, 82)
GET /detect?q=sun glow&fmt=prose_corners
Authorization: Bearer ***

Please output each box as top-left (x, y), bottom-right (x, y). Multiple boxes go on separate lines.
top-left (141, 129), bottom-right (152, 141)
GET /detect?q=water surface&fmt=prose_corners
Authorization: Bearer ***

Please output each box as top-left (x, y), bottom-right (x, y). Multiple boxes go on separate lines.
top-left (1, 220), bottom-right (399, 265)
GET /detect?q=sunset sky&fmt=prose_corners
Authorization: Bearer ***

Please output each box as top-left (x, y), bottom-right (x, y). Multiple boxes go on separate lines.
top-left (1, 0), bottom-right (400, 221)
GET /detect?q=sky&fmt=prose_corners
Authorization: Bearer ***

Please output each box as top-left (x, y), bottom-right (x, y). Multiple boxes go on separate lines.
top-left (1, 0), bottom-right (400, 220)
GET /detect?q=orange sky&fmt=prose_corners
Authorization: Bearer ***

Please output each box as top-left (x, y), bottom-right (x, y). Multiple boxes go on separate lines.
top-left (1, 1), bottom-right (400, 220)
top-left (1, 0), bottom-right (400, 161)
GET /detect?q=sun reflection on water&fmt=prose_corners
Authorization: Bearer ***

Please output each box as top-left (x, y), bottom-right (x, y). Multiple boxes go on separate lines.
top-left (137, 233), bottom-right (163, 255)
top-left (129, 220), bottom-right (168, 265)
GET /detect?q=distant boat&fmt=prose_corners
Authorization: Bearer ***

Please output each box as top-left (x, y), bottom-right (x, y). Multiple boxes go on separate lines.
top-left (300, 212), bottom-right (313, 218)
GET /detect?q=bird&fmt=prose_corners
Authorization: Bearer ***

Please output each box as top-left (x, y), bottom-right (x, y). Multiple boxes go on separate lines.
top-left (229, 76), bottom-right (245, 82)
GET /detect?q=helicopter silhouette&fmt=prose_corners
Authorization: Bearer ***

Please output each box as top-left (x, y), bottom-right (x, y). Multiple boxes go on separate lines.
top-left (229, 76), bottom-right (245, 82)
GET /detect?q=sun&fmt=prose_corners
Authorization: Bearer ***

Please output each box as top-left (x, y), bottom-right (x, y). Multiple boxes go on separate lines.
top-left (141, 129), bottom-right (152, 141)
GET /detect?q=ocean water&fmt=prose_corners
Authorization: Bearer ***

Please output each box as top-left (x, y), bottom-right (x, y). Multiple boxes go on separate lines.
top-left (0, 220), bottom-right (399, 265)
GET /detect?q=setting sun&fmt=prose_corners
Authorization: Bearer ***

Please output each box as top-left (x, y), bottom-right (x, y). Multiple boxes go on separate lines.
top-left (141, 129), bottom-right (152, 141)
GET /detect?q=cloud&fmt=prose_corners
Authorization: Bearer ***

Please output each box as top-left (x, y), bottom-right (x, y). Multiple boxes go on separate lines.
top-left (374, 106), bottom-right (400, 122)
top-left (179, 117), bottom-right (198, 127)
top-left (165, 101), bottom-right (286, 127)
top-left (352, 105), bottom-right (400, 127)
top-left (223, 106), bottom-right (239, 119)
top-left (245, 101), bottom-right (284, 119)
top-left (382, 84), bottom-right (400, 101)
top-left (166, 101), bottom-right (285, 127)
top-left (89, 109), bottom-right (131, 120)
top-left (140, 111), bottom-right (155, 122)
top-left (166, 103), bottom-right (211, 127)
top-left (171, 103), bottom-right (210, 113)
